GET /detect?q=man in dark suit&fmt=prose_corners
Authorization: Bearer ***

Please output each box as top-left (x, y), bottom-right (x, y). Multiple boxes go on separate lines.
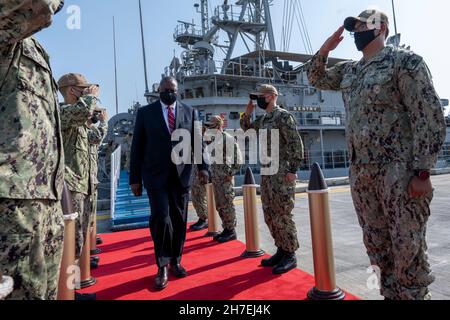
top-left (129, 77), bottom-right (209, 290)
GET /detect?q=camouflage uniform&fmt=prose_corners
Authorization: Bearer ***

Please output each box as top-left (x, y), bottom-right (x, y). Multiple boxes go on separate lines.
top-left (210, 131), bottom-right (243, 230)
top-left (60, 96), bottom-right (97, 259)
top-left (122, 134), bottom-right (133, 172)
top-left (191, 165), bottom-right (208, 221)
top-left (241, 107), bottom-right (304, 253)
top-left (87, 120), bottom-right (108, 232)
top-left (0, 0), bottom-right (65, 300)
top-left (307, 45), bottom-right (447, 300)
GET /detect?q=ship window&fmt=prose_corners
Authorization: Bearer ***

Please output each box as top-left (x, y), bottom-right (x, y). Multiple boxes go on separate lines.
top-left (324, 150), bottom-right (349, 169)
top-left (438, 142), bottom-right (450, 168)
top-left (229, 112), bottom-right (240, 120)
top-left (195, 87), bottom-right (204, 98)
top-left (185, 89), bottom-right (194, 99)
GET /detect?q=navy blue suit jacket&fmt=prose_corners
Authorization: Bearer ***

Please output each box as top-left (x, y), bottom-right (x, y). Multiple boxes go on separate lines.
top-left (129, 100), bottom-right (208, 190)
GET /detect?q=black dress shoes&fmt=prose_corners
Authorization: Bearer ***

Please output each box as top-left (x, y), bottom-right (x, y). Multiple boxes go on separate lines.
top-left (190, 219), bottom-right (208, 231)
top-left (90, 259), bottom-right (98, 270)
top-left (90, 256), bottom-right (99, 269)
top-left (216, 229), bottom-right (237, 243)
top-left (170, 264), bottom-right (187, 278)
top-left (75, 292), bottom-right (96, 300)
top-left (213, 229), bottom-right (226, 241)
top-left (261, 248), bottom-right (284, 267)
top-left (155, 266), bottom-right (169, 290)
top-left (96, 236), bottom-right (103, 245)
top-left (272, 252), bottom-right (297, 275)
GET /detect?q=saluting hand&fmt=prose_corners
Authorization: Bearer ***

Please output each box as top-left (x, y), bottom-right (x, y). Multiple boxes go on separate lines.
top-left (319, 26), bottom-right (345, 57)
top-left (99, 109), bottom-right (108, 122)
top-left (245, 99), bottom-right (255, 116)
top-left (84, 85), bottom-right (100, 97)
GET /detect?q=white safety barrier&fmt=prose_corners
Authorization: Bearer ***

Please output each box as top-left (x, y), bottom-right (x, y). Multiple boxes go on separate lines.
top-left (110, 145), bottom-right (122, 220)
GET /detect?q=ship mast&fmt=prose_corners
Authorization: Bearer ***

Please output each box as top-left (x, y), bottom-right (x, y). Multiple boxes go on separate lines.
top-left (391, 0), bottom-right (398, 38)
top-left (212, 0), bottom-right (276, 74)
top-left (138, 0), bottom-right (151, 102)
top-left (388, 0), bottom-right (401, 47)
top-left (113, 16), bottom-right (119, 115)
top-left (195, 0), bottom-right (210, 36)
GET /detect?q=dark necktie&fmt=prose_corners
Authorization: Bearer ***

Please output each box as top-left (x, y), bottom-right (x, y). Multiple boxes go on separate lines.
top-left (167, 106), bottom-right (175, 133)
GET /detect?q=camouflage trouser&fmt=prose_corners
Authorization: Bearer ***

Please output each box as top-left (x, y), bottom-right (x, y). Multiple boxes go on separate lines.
top-left (124, 155), bottom-right (130, 173)
top-left (71, 191), bottom-right (92, 260)
top-left (90, 187), bottom-right (98, 228)
top-left (191, 180), bottom-right (208, 221)
top-left (212, 177), bottom-right (237, 230)
top-left (261, 174), bottom-right (299, 253)
top-left (350, 162), bottom-right (435, 300)
top-left (0, 199), bottom-right (64, 300)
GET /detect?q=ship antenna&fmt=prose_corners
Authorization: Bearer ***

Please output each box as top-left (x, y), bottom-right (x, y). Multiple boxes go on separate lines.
top-left (139, 0), bottom-right (150, 99)
top-left (391, 0), bottom-right (399, 38)
top-left (113, 16), bottom-right (119, 115)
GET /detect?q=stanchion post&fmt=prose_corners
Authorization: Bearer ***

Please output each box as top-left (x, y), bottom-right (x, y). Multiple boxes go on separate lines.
top-left (90, 216), bottom-right (101, 255)
top-left (57, 183), bottom-right (78, 300)
top-left (79, 233), bottom-right (96, 289)
top-left (241, 168), bottom-right (264, 258)
top-left (307, 163), bottom-right (345, 300)
top-left (205, 178), bottom-right (220, 237)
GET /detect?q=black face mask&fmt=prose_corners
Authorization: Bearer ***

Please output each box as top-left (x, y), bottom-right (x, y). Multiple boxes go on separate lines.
top-left (160, 92), bottom-right (177, 106)
top-left (257, 97), bottom-right (270, 110)
top-left (354, 29), bottom-right (378, 51)
top-left (55, 1), bottom-right (65, 14)
top-left (91, 111), bottom-right (101, 124)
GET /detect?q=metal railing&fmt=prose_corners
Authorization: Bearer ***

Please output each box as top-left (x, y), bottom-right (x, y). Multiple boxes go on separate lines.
top-left (301, 149), bottom-right (350, 170)
top-left (295, 112), bottom-right (346, 127)
top-left (110, 145), bottom-right (122, 220)
top-left (213, 5), bottom-right (252, 22)
top-left (437, 143), bottom-right (450, 168)
top-left (174, 24), bottom-right (203, 40)
top-left (237, 145), bottom-right (450, 177)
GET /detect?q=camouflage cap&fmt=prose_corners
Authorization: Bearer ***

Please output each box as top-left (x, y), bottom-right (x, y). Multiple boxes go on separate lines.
top-left (250, 84), bottom-right (280, 99)
top-left (57, 73), bottom-right (98, 89)
top-left (204, 115), bottom-right (224, 129)
top-left (344, 9), bottom-right (389, 32)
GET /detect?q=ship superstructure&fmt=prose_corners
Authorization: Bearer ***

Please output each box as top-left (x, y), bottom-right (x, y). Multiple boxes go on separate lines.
top-left (156, 0), bottom-right (351, 179)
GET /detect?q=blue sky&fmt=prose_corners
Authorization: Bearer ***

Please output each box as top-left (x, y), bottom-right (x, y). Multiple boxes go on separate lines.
top-left (36, 0), bottom-right (450, 116)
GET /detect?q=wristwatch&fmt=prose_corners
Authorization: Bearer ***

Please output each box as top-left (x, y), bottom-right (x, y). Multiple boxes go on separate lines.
top-left (414, 170), bottom-right (431, 181)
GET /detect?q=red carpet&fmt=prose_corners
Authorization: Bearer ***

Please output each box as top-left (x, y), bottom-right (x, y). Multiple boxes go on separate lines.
top-left (79, 226), bottom-right (358, 300)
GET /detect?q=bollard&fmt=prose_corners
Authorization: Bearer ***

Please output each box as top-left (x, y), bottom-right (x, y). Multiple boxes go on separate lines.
top-left (79, 233), bottom-right (97, 289)
top-left (0, 272), bottom-right (14, 300)
top-left (204, 181), bottom-right (220, 237)
top-left (241, 168), bottom-right (264, 258)
top-left (307, 163), bottom-right (345, 300)
top-left (58, 213), bottom-right (78, 300)
top-left (90, 217), bottom-right (101, 255)
top-left (57, 183), bottom-right (78, 300)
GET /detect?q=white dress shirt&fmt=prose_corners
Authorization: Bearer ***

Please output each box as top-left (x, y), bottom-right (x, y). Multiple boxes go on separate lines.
top-left (160, 100), bottom-right (177, 132)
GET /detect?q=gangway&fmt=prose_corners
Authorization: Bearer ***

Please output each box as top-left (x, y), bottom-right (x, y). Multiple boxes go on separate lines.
top-left (110, 146), bottom-right (151, 231)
